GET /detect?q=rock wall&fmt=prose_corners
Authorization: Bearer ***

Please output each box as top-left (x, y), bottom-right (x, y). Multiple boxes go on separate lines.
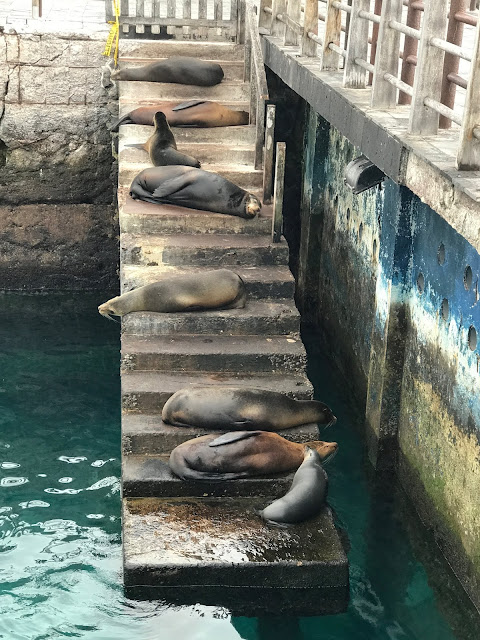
top-left (0, 29), bottom-right (118, 290)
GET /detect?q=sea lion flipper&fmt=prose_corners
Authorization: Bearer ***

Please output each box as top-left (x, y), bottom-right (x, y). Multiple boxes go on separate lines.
top-left (172, 100), bottom-right (207, 111)
top-left (208, 431), bottom-right (262, 448)
top-left (152, 174), bottom-right (192, 198)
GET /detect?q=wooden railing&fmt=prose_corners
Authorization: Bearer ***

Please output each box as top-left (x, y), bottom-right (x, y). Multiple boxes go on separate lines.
top-left (106, 0), bottom-right (239, 40)
top-left (259, 0), bottom-right (480, 170)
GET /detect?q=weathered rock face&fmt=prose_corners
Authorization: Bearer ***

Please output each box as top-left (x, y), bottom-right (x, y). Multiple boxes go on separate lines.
top-left (0, 30), bottom-right (118, 289)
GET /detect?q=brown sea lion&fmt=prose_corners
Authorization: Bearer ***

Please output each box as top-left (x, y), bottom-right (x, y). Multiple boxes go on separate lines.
top-left (110, 100), bottom-right (250, 132)
top-left (129, 166), bottom-right (261, 219)
top-left (259, 448), bottom-right (328, 525)
top-left (162, 387), bottom-right (337, 430)
top-left (98, 269), bottom-right (246, 320)
top-left (169, 431), bottom-right (338, 481)
top-left (110, 57), bottom-right (224, 85)
top-left (141, 111), bottom-right (200, 168)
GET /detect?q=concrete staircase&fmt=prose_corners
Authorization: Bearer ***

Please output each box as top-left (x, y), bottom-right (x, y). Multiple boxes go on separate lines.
top-left (116, 38), bottom-right (348, 615)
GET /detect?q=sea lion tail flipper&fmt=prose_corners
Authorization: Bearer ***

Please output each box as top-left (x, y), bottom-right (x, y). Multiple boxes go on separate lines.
top-left (208, 431), bottom-right (262, 448)
top-left (130, 182), bottom-right (154, 200)
top-left (109, 114), bottom-right (133, 132)
top-left (125, 143), bottom-right (148, 150)
top-left (152, 174), bottom-right (193, 198)
top-left (171, 100), bottom-right (207, 111)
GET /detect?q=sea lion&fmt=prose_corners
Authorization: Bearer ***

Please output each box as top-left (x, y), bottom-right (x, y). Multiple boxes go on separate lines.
top-left (169, 431), bottom-right (338, 481)
top-left (141, 111), bottom-right (200, 168)
top-left (259, 448), bottom-right (328, 525)
top-left (98, 269), bottom-right (246, 320)
top-left (130, 166), bottom-right (261, 219)
top-left (111, 57), bottom-right (224, 86)
top-left (110, 100), bottom-right (250, 132)
top-left (162, 387), bottom-right (337, 430)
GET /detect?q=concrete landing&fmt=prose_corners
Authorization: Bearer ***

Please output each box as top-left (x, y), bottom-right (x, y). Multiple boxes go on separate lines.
top-left (116, 36), bottom-right (348, 610)
top-left (123, 497), bottom-right (349, 615)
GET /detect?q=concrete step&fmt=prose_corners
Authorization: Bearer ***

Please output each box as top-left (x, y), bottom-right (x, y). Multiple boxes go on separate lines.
top-left (123, 497), bottom-right (349, 615)
top-left (119, 41), bottom-right (245, 61)
top-left (121, 371), bottom-right (313, 414)
top-left (121, 299), bottom-right (301, 337)
top-left (120, 234), bottom-right (290, 267)
top-left (119, 198), bottom-right (272, 236)
top-left (121, 265), bottom-right (296, 299)
top-left (118, 58), bottom-right (245, 82)
top-left (121, 370), bottom-right (313, 414)
top-left (119, 124), bottom-right (255, 145)
top-left (119, 164), bottom-right (263, 190)
top-left (118, 141), bottom-right (255, 166)
top-left (118, 80), bottom-right (249, 103)
top-left (120, 334), bottom-right (307, 373)
top-left (122, 413), bottom-right (321, 455)
top-left (123, 454), bottom-right (293, 498)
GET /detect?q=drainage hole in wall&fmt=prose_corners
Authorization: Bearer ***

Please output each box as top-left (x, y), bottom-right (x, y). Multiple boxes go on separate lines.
top-left (358, 223), bottom-right (364, 242)
top-left (417, 273), bottom-right (425, 294)
top-left (373, 238), bottom-right (377, 261)
top-left (346, 207), bottom-right (350, 223)
top-left (437, 243), bottom-right (445, 265)
top-left (334, 195), bottom-right (338, 212)
top-left (441, 298), bottom-right (449, 323)
top-left (464, 265), bottom-right (473, 290)
top-left (468, 325), bottom-right (477, 351)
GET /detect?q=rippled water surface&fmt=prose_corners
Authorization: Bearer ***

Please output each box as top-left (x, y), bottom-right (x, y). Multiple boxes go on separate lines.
top-left (0, 295), bottom-right (478, 640)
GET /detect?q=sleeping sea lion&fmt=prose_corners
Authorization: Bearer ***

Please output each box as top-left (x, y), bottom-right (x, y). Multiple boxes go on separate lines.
top-left (259, 448), bottom-right (328, 525)
top-left (110, 100), bottom-right (249, 132)
top-left (110, 57), bottom-right (224, 86)
top-left (162, 386), bottom-right (337, 430)
top-left (140, 111), bottom-right (200, 167)
top-left (98, 269), bottom-right (246, 319)
top-left (129, 166), bottom-right (261, 219)
top-left (169, 431), bottom-right (338, 481)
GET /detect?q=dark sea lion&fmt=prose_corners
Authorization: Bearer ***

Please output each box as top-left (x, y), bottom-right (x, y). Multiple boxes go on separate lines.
top-left (169, 431), bottom-right (338, 481)
top-left (130, 166), bottom-right (261, 219)
top-left (162, 387), bottom-right (337, 430)
top-left (98, 269), bottom-right (246, 319)
top-left (110, 100), bottom-right (250, 132)
top-left (259, 448), bottom-right (328, 525)
top-left (141, 111), bottom-right (200, 167)
top-left (110, 57), bottom-right (224, 86)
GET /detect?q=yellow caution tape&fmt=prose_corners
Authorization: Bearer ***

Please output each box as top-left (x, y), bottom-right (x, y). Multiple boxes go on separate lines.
top-left (103, 1), bottom-right (120, 65)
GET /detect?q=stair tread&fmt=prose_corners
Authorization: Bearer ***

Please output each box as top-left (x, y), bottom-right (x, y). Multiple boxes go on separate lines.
top-left (121, 233), bottom-right (285, 249)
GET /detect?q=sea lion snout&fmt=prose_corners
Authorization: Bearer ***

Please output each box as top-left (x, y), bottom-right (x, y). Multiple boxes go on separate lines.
top-left (245, 195), bottom-right (261, 219)
top-left (98, 298), bottom-right (121, 320)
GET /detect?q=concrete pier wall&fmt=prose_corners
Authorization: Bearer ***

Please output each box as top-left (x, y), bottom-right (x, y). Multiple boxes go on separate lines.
top-left (0, 30), bottom-right (118, 289)
top-left (264, 45), bottom-right (480, 609)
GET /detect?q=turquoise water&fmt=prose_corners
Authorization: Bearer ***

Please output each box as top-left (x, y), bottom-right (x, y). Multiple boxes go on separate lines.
top-left (0, 295), bottom-right (479, 640)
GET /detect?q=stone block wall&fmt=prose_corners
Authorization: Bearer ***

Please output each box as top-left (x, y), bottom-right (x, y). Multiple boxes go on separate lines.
top-left (0, 30), bottom-right (118, 290)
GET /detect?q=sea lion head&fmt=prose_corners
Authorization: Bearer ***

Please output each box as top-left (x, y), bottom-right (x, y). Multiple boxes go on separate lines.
top-left (245, 194), bottom-right (262, 219)
top-left (306, 440), bottom-right (338, 464)
top-left (153, 111), bottom-right (168, 128)
top-left (98, 296), bottom-right (124, 320)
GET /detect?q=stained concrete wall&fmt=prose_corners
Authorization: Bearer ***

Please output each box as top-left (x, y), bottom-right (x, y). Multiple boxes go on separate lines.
top-left (272, 92), bottom-right (480, 610)
top-left (0, 30), bottom-right (118, 290)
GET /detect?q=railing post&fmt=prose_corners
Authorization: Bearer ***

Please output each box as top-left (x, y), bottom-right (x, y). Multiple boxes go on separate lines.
top-left (439, 0), bottom-right (467, 128)
top-left (398, 0), bottom-right (422, 105)
top-left (370, 0), bottom-right (403, 108)
top-left (301, 0), bottom-right (319, 56)
top-left (263, 104), bottom-right (276, 204)
top-left (285, 0), bottom-right (301, 45)
top-left (408, 0), bottom-right (449, 135)
top-left (457, 18), bottom-right (480, 170)
top-left (259, 0), bottom-right (273, 33)
top-left (271, 0), bottom-right (287, 40)
top-left (255, 98), bottom-right (266, 169)
top-left (272, 142), bottom-right (286, 243)
top-left (321, 0), bottom-right (342, 70)
top-left (343, 0), bottom-right (370, 87)
top-left (32, 0), bottom-right (42, 18)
